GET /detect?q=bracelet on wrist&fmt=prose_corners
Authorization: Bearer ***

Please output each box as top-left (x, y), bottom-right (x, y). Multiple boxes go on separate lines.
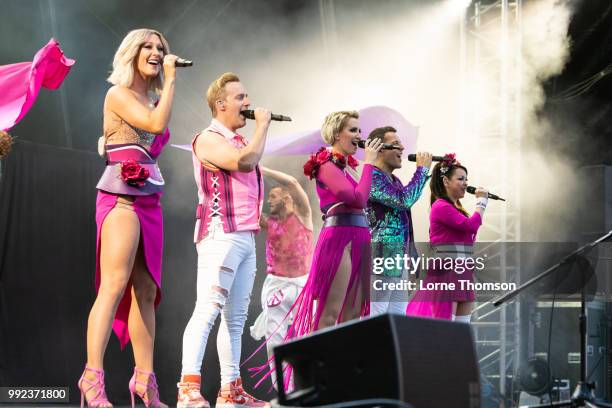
top-left (476, 196), bottom-right (488, 209)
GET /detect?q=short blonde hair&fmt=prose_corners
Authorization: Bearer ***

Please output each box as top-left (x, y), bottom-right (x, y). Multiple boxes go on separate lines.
top-left (320, 111), bottom-right (359, 145)
top-left (206, 72), bottom-right (241, 116)
top-left (107, 28), bottom-right (170, 94)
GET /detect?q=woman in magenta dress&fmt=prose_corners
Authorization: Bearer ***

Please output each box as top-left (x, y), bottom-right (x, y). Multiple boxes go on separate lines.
top-left (78, 29), bottom-right (178, 408)
top-left (406, 154), bottom-right (488, 323)
top-left (287, 110), bottom-right (382, 338)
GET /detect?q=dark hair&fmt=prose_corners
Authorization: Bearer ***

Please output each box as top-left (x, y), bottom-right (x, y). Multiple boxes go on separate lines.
top-left (367, 126), bottom-right (397, 143)
top-left (269, 185), bottom-right (291, 200)
top-left (430, 161), bottom-right (469, 216)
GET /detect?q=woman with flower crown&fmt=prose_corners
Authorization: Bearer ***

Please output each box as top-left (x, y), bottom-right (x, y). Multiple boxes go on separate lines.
top-left (78, 28), bottom-right (178, 408)
top-left (406, 154), bottom-right (488, 323)
top-left (286, 110), bottom-right (382, 339)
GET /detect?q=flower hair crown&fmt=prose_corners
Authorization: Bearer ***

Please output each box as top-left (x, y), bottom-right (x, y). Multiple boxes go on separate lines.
top-left (440, 153), bottom-right (460, 176)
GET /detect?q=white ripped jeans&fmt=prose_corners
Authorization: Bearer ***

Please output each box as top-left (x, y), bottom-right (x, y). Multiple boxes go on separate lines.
top-left (181, 217), bottom-right (257, 385)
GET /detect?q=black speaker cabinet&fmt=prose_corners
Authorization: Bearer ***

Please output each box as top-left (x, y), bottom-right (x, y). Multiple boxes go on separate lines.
top-left (274, 313), bottom-right (480, 408)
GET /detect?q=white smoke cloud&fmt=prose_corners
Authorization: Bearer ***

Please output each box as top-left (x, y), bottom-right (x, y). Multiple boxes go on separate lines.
top-left (163, 0), bottom-right (576, 242)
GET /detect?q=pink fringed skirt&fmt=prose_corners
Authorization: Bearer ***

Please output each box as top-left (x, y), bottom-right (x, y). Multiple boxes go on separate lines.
top-left (285, 224), bottom-right (371, 340)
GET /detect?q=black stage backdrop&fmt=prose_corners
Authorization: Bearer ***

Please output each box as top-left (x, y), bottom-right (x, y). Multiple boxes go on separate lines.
top-left (0, 141), bottom-right (270, 404)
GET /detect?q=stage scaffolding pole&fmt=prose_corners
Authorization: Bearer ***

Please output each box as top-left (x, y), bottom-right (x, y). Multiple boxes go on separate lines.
top-left (463, 0), bottom-right (523, 400)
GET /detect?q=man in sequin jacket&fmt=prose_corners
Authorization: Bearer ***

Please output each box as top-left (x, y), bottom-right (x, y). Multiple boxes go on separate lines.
top-left (366, 126), bottom-right (432, 314)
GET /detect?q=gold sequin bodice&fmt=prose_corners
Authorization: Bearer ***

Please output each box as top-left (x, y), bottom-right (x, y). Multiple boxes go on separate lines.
top-left (103, 109), bottom-right (156, 149)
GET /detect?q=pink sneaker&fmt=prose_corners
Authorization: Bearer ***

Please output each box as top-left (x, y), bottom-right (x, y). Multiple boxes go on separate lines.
top-left (216, 378), bottom-right (269, 408)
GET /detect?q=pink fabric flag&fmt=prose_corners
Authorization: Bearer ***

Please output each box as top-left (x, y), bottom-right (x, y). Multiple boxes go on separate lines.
top-left (0, 38), bottom-right (75, 131)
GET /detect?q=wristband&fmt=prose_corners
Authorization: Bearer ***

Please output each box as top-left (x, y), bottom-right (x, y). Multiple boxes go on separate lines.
top-left (476, 196), bottom-right (488, 209)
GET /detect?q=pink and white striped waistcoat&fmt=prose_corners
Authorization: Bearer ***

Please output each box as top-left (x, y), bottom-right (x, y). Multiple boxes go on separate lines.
top-left (192, 119), bottom-right (264, 243)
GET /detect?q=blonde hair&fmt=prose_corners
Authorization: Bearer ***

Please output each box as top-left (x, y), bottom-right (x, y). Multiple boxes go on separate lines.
top-left (107, 28), bottom-right (170, 94)
top-left (320, 110), bottom-right (359, 145)
top-left (206, 72), bottom-right (241, 116)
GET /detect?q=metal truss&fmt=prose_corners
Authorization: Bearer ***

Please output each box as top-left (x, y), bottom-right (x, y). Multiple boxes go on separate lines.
top-left (460, 0), bottom-right (523, 401)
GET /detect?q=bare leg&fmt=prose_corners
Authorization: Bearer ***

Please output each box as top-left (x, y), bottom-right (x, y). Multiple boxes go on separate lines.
top-left (456, 301), bottom-right (473, 317)
top-left (129, 245), bottom-right (167, 407)
top-left (129, 245), bottom-right (157, 372)
top-left (84, 199), bottom-right (140, 406)
top-left (318, 242), bottom-right (364, 329)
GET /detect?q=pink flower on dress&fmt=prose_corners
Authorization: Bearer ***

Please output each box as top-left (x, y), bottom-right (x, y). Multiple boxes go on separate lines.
top-left (303, 147), bottom-right (356, 179)
top-left (120, 160), bottom-right (150, 187)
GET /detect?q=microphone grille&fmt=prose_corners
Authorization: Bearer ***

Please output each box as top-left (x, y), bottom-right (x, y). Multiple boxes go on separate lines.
top-left (466, 186), bottom-right (476, 194)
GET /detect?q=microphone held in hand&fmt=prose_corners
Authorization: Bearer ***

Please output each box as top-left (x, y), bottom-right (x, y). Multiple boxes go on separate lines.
top-left (355, 140), bottom-right (399, 150)
top-left (240, 110), bottom-right (292, 122)
top-left (466, 186), bottom-right (505, 201)
top-left (175, 58), bottom-right (193, 67)
top-left (407, 154), bottom-right (446, 162)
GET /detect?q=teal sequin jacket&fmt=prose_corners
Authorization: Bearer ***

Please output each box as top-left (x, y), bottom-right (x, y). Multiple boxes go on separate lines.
top-left (367, 166), bottom-right (429, 277)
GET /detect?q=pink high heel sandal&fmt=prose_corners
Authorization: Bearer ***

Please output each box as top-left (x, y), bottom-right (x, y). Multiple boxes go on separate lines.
top-left (128, 367), bottom-right (164, 408)
top-left (77, 365), bottom-right (112, 408)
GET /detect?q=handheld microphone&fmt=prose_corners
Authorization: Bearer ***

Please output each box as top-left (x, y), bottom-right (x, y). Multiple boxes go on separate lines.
top-left (407, 154), bottom-right (446, 162)
top-left (355, 140), bottom-right (399, 150)
top-left (466, 186), bottom-right (505, 201)
top-left (175, 58), bottom-right (193, 67)
top-left (240, 109), bottom-right (292, 122)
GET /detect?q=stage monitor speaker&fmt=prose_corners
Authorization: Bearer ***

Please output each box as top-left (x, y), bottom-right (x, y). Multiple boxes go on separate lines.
top-left (274, 313), bottom-right (480, 408)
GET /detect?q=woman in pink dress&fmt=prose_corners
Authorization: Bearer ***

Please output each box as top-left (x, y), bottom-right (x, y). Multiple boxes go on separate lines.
top-left (78, 29), bottom-right (178, 408)
top-left (288, 110), bottom-right (382, 338)
top-left (406, 154), bottom-right (488, 322)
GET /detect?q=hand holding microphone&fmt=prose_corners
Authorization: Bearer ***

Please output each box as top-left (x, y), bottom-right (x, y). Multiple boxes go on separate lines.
top-left (470, 187), bottom-right (490, 210)
top-left (252, 108), bottom-right (272, 127)
top-left (241, 109), bottom-right (291, 122)
top-left (467, 186), bottom-right (505, 201)
top-left (415, 152), bottom-right (433, 168)
top-left (408, 153), bottom-right (507, 200)
top-left (162, 55), bottom-right (193, 78)
top-left (407, 153), bottom-right (446, 162)
top-left (363, 137), bottom-right (384, 165)
top-left (175, 58), bottom-right (193, 67)
top-left (163, 54), bottom-right (178, 78)
top-left (355, 140), bottom-right (409, 151)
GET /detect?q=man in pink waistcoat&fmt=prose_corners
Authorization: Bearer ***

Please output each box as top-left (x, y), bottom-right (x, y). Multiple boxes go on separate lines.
top-left (178, 72), bottom-right (271, 408)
